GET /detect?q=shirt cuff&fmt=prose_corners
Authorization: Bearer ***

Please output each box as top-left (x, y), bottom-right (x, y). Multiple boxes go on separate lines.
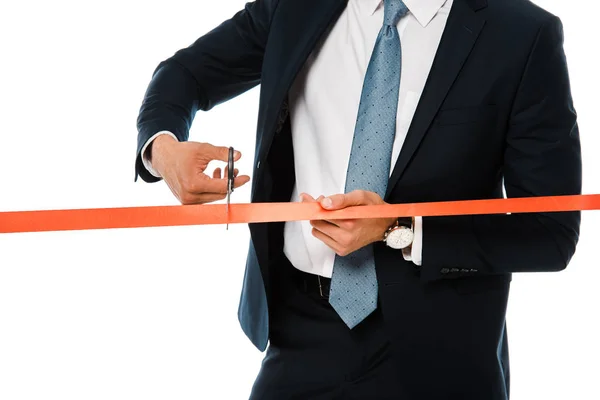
top-left (402, 216), bottom-right (423, 266)
top-left (140, 131), bottom-right (178, 178)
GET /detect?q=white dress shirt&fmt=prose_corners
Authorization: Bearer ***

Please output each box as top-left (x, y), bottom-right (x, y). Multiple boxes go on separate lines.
top-left (141, 0), bottom-right (452, 278)
top-left (283, 0), bottom-right (451, 277)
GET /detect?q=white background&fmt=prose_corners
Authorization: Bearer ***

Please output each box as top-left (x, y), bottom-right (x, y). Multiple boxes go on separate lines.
top-left (0, 0), bottom-right (598, 399)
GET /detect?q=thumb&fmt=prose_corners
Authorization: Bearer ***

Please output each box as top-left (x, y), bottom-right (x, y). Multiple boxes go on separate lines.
top-left (200, 143), bottom-right (241, 162)
top-left (320, 191), bottom-right (371, 210)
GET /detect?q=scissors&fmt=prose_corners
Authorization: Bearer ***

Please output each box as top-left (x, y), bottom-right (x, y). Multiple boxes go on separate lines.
top-left (226, 146), bottom-right (235, 230)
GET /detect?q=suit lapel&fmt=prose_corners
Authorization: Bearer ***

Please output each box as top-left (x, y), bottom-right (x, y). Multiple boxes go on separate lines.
top-left (256, 0), bottom-right (347, 164)
top-left (385, 0), bottom-right (487, 199)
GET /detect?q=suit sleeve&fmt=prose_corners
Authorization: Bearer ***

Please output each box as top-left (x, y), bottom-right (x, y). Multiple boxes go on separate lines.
top-left (135, 0), bottom-right (280, 183)
top-left (420, 16), bottom-right (582, 282)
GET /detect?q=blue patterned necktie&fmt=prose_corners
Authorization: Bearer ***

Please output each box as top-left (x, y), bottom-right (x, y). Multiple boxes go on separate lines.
top-left (329, 0), bottom-right (409, 328)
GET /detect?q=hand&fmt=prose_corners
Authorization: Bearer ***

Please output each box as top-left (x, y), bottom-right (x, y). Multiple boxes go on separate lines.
top-left (301, 190), bottom-right (397, 257)
top-left (150, 135), bottom-right (250, 204)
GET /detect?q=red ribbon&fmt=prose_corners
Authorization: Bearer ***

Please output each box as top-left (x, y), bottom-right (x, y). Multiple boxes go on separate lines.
top-left (1, 194), bottom-right (599, 234)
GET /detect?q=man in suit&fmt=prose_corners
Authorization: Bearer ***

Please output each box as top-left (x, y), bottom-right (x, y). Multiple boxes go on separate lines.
top-left (135, 0), bottom-right (581, 398)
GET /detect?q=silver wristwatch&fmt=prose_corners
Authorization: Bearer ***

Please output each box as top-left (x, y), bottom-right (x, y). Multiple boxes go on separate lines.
top-left (383, 217), bottom-right (414, 250)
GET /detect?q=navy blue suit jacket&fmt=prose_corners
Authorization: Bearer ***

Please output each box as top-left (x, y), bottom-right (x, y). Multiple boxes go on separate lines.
top-left (136, 0), bottom-right (581, 397)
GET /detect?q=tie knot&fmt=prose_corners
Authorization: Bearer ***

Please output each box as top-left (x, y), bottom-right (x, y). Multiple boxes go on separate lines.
top-left (383, 0), bottom-right (409, 26)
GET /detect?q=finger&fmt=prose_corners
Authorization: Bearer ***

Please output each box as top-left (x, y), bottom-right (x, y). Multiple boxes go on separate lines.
top-left (199, 143), bottom-right (242, 163)
top-left (187, 175), bottom-right (227, 195)
top-left (189, 174), bottom-right (250, 195)
top-left (213, 167), bottom-right (222, 179)
top-left (310, 219), bottom-right (344, 237)
top-left (232, 175), bottom-right (251, 189)
top-left (320, 190), bottom-right (379, 210)
top-left (311, 227), bottom-right (344, 256)
top-left (324, 218), bottom-right (356, 230)
top-left (300, 193), bottom-right (317, 202)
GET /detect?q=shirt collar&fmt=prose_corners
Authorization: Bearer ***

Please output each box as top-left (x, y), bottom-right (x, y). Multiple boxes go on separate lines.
top-left (361, 0), bottom-right (449, 28)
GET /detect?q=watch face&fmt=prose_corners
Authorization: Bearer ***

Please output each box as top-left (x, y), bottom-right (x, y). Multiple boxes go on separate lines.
top-left (386, 227), bottom-right (414, 249)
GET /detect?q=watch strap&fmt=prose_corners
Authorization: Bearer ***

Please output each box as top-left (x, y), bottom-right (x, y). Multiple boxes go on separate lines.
top-left (396, 217), bottom-right (413, 228)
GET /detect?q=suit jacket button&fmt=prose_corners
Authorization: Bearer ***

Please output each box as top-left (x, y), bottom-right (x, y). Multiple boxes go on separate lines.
top-left (441, 268), bottom-right (450, 274)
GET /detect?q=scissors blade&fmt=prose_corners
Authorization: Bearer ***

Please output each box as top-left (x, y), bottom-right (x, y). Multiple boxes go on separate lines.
top-left (226, 191), bottom-right (230, 230)
top-left (226, 146), bottom-right (235, 230)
